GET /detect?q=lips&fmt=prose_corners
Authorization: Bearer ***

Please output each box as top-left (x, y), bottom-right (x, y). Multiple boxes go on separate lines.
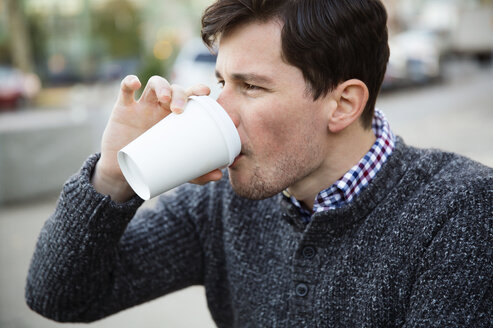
top-left (230, 153), bottom-right (243, 167)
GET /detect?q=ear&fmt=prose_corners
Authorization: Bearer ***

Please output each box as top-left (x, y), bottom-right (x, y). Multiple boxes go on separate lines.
top-left (327, 79), bottom-right (369, 133)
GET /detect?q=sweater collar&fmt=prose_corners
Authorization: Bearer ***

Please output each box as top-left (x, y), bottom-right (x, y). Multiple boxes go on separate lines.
top-left (283, 109), bottom-right (396, 223)
top-left (279, 137), bottom-right (418, 234)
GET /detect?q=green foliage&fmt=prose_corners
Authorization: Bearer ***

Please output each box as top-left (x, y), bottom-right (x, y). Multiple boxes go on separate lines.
top-left (135, 55), bottom-right (165, 97)
top-left (91, 0), bottom-right (142, 59)
top-left (27, 13), bottom-right (48, 67)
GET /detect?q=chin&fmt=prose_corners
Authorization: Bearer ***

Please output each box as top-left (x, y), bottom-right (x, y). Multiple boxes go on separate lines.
top-left (227, 168), bottom-right (283, 200)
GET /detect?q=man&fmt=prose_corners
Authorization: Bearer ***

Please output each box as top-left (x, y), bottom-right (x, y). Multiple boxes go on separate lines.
top-left (26, 0), bottom-right (492, 327)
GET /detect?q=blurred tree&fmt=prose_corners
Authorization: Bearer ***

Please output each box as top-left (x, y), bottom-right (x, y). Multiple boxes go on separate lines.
top-left (91, 0), bottom-right (141, 59)
top-left (137, 54), bottom-right (166, 94)
top-left (27, 12), bottom-right (47, 68)
top-left (4, 0), bottom-right (34, 72)
top-left (0, 1), bottom-right (9, 63)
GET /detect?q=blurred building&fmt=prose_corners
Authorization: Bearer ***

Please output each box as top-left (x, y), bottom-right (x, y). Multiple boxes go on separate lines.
top-left (0, 0), bottom-right (214, 85)
top-left (383, 0), bottom-right (493, 31)
top-left (1, 0), bottom-right (491, 86)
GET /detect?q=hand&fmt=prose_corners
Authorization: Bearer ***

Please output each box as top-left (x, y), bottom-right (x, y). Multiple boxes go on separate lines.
top-left (92, 75), bottom-right (222, 202)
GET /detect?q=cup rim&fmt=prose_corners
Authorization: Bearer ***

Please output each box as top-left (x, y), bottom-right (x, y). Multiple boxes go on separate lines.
top-left (117, 150), bottom-right (151, 200)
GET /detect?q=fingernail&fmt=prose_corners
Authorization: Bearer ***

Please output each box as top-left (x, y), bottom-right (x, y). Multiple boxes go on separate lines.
top-left (172, 99), bottom-right (185, 111)
top-left (160, 90), bottom-right (171, 101)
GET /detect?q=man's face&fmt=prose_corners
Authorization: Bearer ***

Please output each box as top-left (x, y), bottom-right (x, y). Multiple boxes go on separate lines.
top-left (216, 20), bottom-right (330, 199)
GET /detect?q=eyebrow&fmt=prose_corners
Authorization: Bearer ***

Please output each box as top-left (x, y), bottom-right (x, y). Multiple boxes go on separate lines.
top-left (215, 70), bottom-right (274, 86)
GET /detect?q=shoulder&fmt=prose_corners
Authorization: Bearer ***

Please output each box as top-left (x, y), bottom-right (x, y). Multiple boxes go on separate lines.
top-left (426, 150), bottom-right (492, 199)
top-left (389, 140), bottom-right (492, 230)
top-left (393, 142), bottom-right (492, 251)
top-left (394, 138), bottom-right (492, 193)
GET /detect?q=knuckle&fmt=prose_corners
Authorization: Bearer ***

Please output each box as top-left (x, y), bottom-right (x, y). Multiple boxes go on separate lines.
top-left (123, 74), bottom-right (136, 82)
top-left (148, 75), bottom-right (160, 84)
top-left (121, 77), bottom-right (130, 87)
top-left (189, 84), bottom-right (210, 96)
top-left (148, 75), bottom-right (168, 86)
top-left (121, 75), bottom-right (138, 89)
top-left (171, 84), bottom-right (185, 92)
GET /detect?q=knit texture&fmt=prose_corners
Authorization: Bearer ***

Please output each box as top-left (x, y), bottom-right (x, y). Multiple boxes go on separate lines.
top-left (25, 138), bottom-right (493, 327)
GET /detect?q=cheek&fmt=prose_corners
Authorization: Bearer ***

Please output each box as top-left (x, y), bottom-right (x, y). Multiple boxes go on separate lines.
top-left (244, 108), bottom-right (293, 153)
top-left (239, 98), bottom-right (326, 157)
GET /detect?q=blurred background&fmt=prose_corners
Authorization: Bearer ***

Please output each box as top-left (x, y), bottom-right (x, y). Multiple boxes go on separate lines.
top-left (0, 0), bottom-right (492, 327)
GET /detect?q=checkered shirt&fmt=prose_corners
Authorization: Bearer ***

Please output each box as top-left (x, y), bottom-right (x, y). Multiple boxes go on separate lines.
top-left (284, 109), bottom-right (395, 223)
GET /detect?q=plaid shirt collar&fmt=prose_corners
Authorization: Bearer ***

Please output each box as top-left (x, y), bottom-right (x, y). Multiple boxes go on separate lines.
top-left (283, 109), bottom-right (395, 223)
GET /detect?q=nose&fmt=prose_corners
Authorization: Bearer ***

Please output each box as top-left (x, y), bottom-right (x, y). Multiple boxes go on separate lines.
top-left (217, 90), bottom-right (240, 128)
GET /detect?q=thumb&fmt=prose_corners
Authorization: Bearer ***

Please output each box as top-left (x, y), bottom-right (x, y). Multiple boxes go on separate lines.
top-left (190, 169), bottom-right (223, 185)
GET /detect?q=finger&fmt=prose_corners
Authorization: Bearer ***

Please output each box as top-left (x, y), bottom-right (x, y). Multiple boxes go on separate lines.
top-left (185, 84), bottom-right (211, 97)
top-left (139, 75), bottom-right (171, 105)
top-left (170, 84), bottom-right (187, 114)
top-left (118, 75), bottom-right (141, 105)
top-left (190, 169), bottom-right (223, 185)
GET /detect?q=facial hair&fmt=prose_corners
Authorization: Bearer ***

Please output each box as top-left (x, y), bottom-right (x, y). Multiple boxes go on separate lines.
top-left (228, 145), bottom-right (323, 200)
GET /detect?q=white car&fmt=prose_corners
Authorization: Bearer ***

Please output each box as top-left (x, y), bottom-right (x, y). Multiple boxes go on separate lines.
top-left (383, 29), bottom-right (444, 89)
top-left (0, 66), bottom-right (40, 110)
top-left (170, 38), bottom-right (221, 99)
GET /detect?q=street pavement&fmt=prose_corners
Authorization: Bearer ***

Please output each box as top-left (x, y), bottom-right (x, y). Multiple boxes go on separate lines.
top-left (0, 59), bottom-right (492, 328)
top-left (378, 59), bottom-right (493, 168)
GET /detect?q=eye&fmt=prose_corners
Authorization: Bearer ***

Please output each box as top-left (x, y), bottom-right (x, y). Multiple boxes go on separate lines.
top-left (217, 80), bottom-right (225, 88)
top-left (244, 83), bottom-right (261, 91)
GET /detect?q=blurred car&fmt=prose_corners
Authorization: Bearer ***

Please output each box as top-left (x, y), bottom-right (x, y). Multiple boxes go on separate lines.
top-left (0, 66), bottom-right (40, 110)
top-left (417, 0), bottom-right (493, 62)
top-left (170, 38), bottom-right (221, 99)
top-left (97, 58), bottom-right (140, 82)
top-left (383, 29), bottom-right (445, 89)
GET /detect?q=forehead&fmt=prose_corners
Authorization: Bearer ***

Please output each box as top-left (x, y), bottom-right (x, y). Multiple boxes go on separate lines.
top-left (216, 20), bottom-right (286, 76)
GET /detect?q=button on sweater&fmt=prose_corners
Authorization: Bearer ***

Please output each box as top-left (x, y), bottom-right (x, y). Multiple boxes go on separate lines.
top-left (25, 138), bottom-right (493, 327)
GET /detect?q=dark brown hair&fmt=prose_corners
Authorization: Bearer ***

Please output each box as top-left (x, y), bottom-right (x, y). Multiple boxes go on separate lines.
top-left (201, 0), bottom-right (390, 129)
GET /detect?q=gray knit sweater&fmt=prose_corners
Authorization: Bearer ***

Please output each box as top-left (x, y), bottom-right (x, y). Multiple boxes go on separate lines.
top-left (25, 138), bottom-right (493, 327)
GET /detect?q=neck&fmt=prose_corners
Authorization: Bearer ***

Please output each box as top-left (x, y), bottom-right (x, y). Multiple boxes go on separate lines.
top-left (287, 122), bottom-right (376, 210)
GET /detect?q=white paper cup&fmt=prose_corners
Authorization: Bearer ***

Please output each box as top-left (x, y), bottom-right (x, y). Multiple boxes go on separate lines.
top-left (117, 96), bottom-right (240, 200)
